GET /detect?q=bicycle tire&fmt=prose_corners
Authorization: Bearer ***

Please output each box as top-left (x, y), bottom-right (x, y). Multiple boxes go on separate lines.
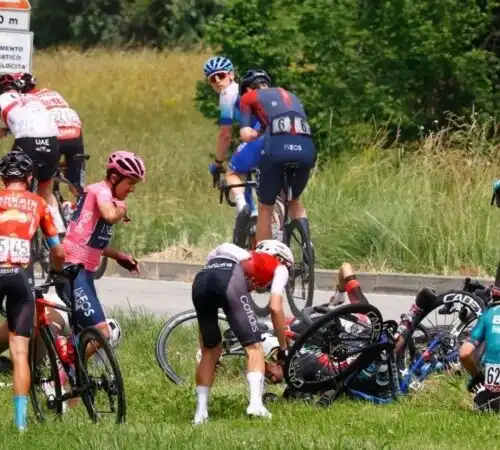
top-left (155, 309), bottom-right (230, 384)
top-left (92, 256), bottom-right (109, 280)
top-left (78, 326), bottom-right (127, 424)
top-left (284, 303), bottom-right (384, 393)
top-left (29, 325), bottom-right (63, 422)
top-left (284, 219), bottom-right (315, 317)
top-left (397, 290), bottom-right (486, 372)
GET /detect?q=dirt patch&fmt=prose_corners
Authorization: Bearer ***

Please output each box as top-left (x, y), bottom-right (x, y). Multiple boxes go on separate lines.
top-left (141, 245), bottom-right (208, 263)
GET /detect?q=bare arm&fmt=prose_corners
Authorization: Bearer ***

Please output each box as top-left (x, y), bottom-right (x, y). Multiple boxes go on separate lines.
top-left (216, 125), bottom-right (232, 162)
top-left (97, 200), bottom-right (127, 224)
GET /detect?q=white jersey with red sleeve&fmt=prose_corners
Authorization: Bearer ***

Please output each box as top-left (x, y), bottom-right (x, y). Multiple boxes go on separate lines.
top-left (0, 91), bottom-right (58, 138)
top-left (31, 88), bottom-right (82, 140)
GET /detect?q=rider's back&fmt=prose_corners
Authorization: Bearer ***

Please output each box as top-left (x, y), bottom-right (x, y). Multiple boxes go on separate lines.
top-left (472, 304), bottom-right (500, 364)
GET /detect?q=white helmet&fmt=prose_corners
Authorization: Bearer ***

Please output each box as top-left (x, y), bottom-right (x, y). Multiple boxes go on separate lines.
top-left (261, 333), bottom-right (280, 359)
top-left (106, 318), bottom-right (122, 349)
top-left (255, 240), bottom-right (294, 268)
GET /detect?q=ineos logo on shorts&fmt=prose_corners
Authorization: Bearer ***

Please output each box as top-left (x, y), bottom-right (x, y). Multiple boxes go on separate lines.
top-left (284, 144), bottom-right (302, 151)
top-left (240, 295), bottom-right (258, 333)
top-left (74, 287), bottom-right (95, 318)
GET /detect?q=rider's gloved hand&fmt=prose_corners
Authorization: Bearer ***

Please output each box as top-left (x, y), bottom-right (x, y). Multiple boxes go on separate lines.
top-left (467, 372), bottom-right (485, 393)
top-left (116, 252), bottom-right (140, 274)
top-left (209, 159), bottom-right (225, 185)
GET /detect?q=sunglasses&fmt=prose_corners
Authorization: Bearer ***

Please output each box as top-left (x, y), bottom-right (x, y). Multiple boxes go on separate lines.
top-left (208, 72), bottom-right (229, 83)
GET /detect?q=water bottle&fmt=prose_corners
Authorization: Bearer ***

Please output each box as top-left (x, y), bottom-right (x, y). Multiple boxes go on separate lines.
top-left (376, 351), bottom-right (390, 387)
top-left (55, 335), bottom-right (76, 365)
top-left (62, 201), bottom-right (75, 224)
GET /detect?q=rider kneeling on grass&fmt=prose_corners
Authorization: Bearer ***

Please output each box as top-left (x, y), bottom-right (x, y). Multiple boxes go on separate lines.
top-left (263, 263), bottom-right (439, 400)
top-left (55, 150), bottom-right (144, 365)
top-left (191, 240), bottom-right (294, 424)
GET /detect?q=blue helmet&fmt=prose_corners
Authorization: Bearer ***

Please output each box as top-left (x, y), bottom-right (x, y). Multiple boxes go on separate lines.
top-left (203, 56), bottom-right (234, 78)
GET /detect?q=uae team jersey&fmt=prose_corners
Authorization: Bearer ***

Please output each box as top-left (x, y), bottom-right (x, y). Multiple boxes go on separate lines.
top-left (64, 182), bottom-right (121, 272)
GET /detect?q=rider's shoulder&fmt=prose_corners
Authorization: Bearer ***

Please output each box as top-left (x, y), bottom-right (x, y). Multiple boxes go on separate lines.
top-left (220, 81), bottom-right (238, 99)
top-left (207, 242), bottom-right (251, 262)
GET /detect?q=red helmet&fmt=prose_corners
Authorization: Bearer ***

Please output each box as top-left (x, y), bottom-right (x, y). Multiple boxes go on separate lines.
top-left (106, 150), bottom-right (146, 180)
top-left (241, 252), bottom-right (280, 289)
top-left (0, 73), bottom-right (23, 93)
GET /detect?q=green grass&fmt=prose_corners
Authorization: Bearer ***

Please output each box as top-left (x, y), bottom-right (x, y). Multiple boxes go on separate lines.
top-left (1, 310), bottom-right (500, 449)
top-left (6, 48), bottom-right (500, 275)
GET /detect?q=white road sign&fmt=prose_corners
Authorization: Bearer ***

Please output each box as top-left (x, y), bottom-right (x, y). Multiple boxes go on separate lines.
top-left (0, 29), bottom-right (32, 73)
top-left (0, 9), bottom-right (29, 31)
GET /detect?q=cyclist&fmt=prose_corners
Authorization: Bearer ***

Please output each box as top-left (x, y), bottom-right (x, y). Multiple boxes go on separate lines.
top-left (204, 57), bottom-right (264, 241)
top-left (55, 151), bottom-right (144, 359)
top-left (19, 72), bottom-right (85, 199)
top-left (191, 239), bottom-right (294, 424)
top-left (0, 150), bottom-right (64, 431)
top-left (459, 299), bottom-right (500, 412)
top-left (238, 69), bottom-right (317, 244)
top-left (0, 73), bottom-right (64, 234)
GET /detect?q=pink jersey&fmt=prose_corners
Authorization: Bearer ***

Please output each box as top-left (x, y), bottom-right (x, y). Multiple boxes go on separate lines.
top-left (63, 182), bottom-right (118, 272)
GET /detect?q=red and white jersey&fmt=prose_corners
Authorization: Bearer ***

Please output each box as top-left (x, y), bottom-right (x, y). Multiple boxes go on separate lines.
top-left (30, 88), bottom-right (82, 140)
top-left (0, 91), bottom-right (58, 139)
top-left (207, 243), bottom-right (289, 294)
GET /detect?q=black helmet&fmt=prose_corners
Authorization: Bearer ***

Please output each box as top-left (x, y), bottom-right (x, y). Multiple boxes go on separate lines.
top-left (0, 150), bottom-right (33, 180)
top-left (239, 69), bottom-right (272, 96)
top-left (20, 72), bottom-right (35, 93)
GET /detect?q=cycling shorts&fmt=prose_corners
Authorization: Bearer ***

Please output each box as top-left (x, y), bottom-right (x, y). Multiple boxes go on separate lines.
top-left (192, 257), bottom-right (262, 348)
top-left (258, 134), bottom-right (316, 206)
top-left (56, 267), bottom-right (105, 329)
top-left (229, 136), bottom-right (265, 174)
top-left (13, 136), bottom-right (59, 183)
top-left (0, 266), bottom-right (34, 337)
top-left (58, 133), bottom-right (85, 189)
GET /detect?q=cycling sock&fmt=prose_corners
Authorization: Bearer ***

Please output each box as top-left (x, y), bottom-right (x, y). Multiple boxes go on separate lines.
top-left (234, 194), bottom-right (247, 213)
top-left (195, 385), bottom-right (210, 415)
top-left (345, 277), bottom-right (369, 305)
top-left (13, 395), bottom-right (28, 430)
top-left (48, 205), bottom-right (66, 234)
top-left (246, 371), bottom-right (264, 407)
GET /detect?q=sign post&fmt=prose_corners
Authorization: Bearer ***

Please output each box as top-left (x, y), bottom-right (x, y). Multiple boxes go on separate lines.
top-left (0, 0), bottom-right (31, 74)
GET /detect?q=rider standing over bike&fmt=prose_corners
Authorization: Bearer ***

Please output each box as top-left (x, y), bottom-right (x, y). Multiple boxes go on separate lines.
top-left (0, 74), bottom-right (62, 232)
top-left (238, 69), bottom-right (317, 244)
top-left (204, 57), bottom-right (264, 241)
top-left (0, 151), bottom-right (64, 431)
top-left (191, 240), bottom-right (294, 424)
top-left (19, 72), bottom-right (86, 199)
top-left (56, 151), bottom-right (144, 355)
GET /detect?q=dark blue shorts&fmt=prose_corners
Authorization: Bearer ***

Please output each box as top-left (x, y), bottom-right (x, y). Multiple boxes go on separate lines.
top-left (257, 135), bottom-right (316, 206)
top-left (56, 268), bottom-right (106, 329)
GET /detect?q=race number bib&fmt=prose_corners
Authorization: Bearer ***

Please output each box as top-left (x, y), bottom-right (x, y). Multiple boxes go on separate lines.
top-left (0, 237), bottom-right (30, 264)
top-left (50, 108), bottom-right (81, 128)
top-left (271, 116), bottom-right (311, 136)
top-left (485, 364), bottom-right (500, 392)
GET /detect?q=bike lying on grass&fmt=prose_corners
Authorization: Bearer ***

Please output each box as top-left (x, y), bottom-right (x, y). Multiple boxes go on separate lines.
top-left (214, 165), bottom-right (315, 318)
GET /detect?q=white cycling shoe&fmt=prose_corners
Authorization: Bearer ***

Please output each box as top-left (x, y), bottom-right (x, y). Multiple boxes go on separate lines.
top-left (246, 403), bottom-right (272, 419)
top-left (192, 410), bottom-right (209, 425)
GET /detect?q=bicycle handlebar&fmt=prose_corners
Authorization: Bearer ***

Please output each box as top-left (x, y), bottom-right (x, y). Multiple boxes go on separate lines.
top-left (216, 178), bottom-right (258, 207)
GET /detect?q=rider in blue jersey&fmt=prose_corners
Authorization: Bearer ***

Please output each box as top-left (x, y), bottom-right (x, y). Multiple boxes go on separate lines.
top-left (203, 57), bottom-right (264, 239)
top-left (460, 300), bottom-right (500, 412)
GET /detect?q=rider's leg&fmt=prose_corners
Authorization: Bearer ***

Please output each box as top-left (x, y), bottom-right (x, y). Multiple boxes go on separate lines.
top-left (39, 180), bottom-right (66, 235)
top-left (255, 153), bottom-right (279, 243)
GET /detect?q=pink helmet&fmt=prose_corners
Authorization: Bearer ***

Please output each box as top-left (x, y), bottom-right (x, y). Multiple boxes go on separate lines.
top-left (106, 151), bottom-right (145, 180)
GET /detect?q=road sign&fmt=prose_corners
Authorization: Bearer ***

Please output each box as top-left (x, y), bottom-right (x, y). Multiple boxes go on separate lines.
top-left (0, 0), bottom-right (30, 31)
top-left (0, 29), bottom-right (32, 73)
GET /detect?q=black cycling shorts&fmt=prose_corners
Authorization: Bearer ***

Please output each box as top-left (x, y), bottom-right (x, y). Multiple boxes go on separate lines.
top-left (13, 136), bottom-right (59, 182)
top-left (474, 388), bottom-right (500, 412)
top-left (0, 266), bottom-right (34, 338)
top-left (59, 133), bottom-right (85, 189)
top-left (192, 258), bottom-right (262, 348)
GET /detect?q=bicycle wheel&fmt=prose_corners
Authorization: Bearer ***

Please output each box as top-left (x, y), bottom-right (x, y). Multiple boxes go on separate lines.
top-left (155, 309), bottom-right (247, 384)
top-left (30, 325), bottom-right (63, 422)
top-left (78, 326), bottom-right (126, 424)
top-left (92, 257), bottom-right (108, 280)
top-left (398, 290), bottom-right (486, 391)
top-left (284, 303), bottom-right (384, 394)
top-left (284, 219), bottom-right (315, 317)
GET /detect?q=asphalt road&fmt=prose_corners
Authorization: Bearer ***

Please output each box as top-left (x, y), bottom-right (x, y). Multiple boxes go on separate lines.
top-left (43, 276), bottom-right (416, 321)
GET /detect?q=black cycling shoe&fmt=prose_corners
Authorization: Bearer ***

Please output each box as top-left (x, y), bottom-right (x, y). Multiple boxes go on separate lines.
top-left (282, 387), bottom-right (315, 402)
top-left (232, 206), bottom-right (251, 246)
top-left (0, 355), bottom-right (12, 375)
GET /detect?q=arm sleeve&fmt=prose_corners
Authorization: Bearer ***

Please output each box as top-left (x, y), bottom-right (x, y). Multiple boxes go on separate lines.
top-left (469, 313), bottom-right (486, 346)
top-left (270, 264), bottom-right (289, 295)
top-left (239, 91), bottom-right (256, 128)
top-left (39, 200), bottom-right (58, 239)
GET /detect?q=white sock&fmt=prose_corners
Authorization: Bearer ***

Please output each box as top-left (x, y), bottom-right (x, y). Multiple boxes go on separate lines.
top-left (195, 385), bottom-right (210, 415)
top-left (246, 371), bottom-right (264, 407)
top-left (234, 194), bottom-right (247, 213)
top-left (48, 205), bottom-right (66, 234)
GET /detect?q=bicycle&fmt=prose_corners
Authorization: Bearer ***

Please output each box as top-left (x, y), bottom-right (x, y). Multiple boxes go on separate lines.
top-left (29, 263), bottom-right (126, 424)
top-left (214, 164), bottom-right (315, 317)
top-left (31, 154), bottom-right (109, 280)
top-left (283, 288), bottom-right (486, 405)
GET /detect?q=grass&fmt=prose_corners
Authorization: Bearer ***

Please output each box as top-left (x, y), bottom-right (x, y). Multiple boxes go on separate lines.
top-left (1, 310), bottom-right (499, 449)
top-left (4, 47), bottom-right (500, 275)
